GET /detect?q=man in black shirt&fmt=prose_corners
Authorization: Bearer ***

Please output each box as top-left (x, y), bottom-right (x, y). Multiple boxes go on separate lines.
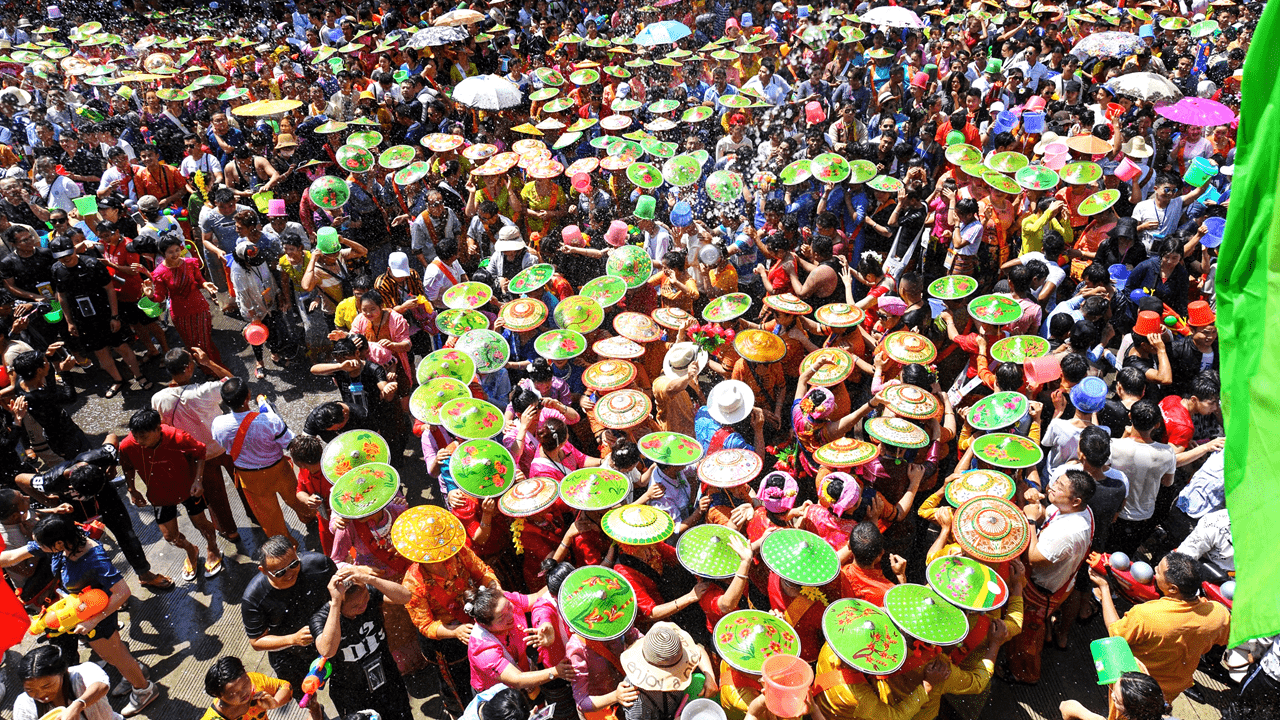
top-left (302, 400), bottom-right (371, 442)
top-left (58, 130), bottom-right (105, 187)
top-left (0, 225), bottom-right (54, 302)
top-left (0, 176), bottom-right (51, 230)
top-left (14, 436), bottom-right (173, 589)
top-left (49, 235), bottom-right (149, 395)
top-left (309, 337), bottom-right (406, 458)
top-left (310, 567), bottom-right (414, 720)
top-left (242, 535), bottom-right (335, 720)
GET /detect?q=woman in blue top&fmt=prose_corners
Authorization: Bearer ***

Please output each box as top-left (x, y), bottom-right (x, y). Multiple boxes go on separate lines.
top-left (0, 516), bottom-right (159, 717)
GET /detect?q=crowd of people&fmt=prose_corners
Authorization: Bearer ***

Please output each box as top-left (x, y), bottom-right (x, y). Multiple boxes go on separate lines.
top-left (0, 0), bottom-right (1262, 719)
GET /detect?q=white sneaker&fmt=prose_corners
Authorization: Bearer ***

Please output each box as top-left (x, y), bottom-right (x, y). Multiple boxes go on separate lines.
top-left (121, 682), bottom-right (159, 717)
top-left (111, 666), bottom-right (147, 697)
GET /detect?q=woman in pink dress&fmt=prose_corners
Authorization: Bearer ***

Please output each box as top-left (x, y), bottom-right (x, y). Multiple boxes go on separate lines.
top-left (461, 585), bottom-right (573, 694)
top-left (342, 290), bottom-right (413, 406)
top-left (529, 419), bottom-right (600, 481)
top-left (143, 236), bottom-right (222, 364)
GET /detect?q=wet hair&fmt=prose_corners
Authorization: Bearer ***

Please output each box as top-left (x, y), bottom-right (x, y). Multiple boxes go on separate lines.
top-left (360, 289), bottom-right (385, 309)
top-left (1082, 262), bottom-right (1110, 287)
top-left (204, 657), bottom-right (247, 698)
top-left (900, 363), bottom-right (934, 390)
top-left (352, 274), bottom-right (374, 292)
top-left (1007, 265), bottom-right (1033, 296)
top-left (68, 464), bottom-right (107, 499)
top-left (1078, 425), bottom-right (1111, 467)
top-left (331, 337), bottom-right (359, 358)
top-left (436, 236), bottom-right (458, 261)
top-left (1059, 353), bottom-right (1089, 384)
top-left (1116, 672), bottom-right (1168, 720)
top-left (128, 408), bottom-right (163, 435)
top-left (256, 535), bottom-right (295, 565)
top-left (537, 418), bottom-right (569, 452)
top-left (1117, 367), bottom-right (1147, 397)
top-left (1161, 551), bottom-right (1202, 598)
top-left (610, 440), bottom-right (640, 471)
top-left (1190, 370), bottom-right (1220, 402)
top-left (848, 522), bottom-right (885, 567)
top-left (33, 515), bottom-right (88, 554)
top-left (1129, 399), bottom-right (1162, 433)
top-left (1049, 313), bottom-right (1074, 338)
top-left (994, 362), bottom-right (1024, 392)
top-left (20, 645), bottom-right (68, 681)
top-left (288, 434), bottom-right (325, 465)
top-left (1069, 320), bottom-right (1101, 353)
top-left (164, 348), bottom-right (194, 376)
top-left (956, 197), bottom-right (979, 217)
top-left (221, 377), bottom-right (251, 408)
top-left (479, 687), bottom-right (531, 720)
top-left (1061, 469), bottom-right (1096, 504)
top-left (157, 236), bottom-right (186, 256)
top-left (528, 357), bottom-right (553, 383)
top-left (13, 350), bottom-right (44, 381)
top-left (542, 560), bottom-right (576, 595)
top-left (463, 584), bottom-right (504, 623)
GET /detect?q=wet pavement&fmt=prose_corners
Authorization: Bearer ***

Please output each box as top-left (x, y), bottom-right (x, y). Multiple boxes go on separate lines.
top-left (0, 308), bottom-right (1232, 720)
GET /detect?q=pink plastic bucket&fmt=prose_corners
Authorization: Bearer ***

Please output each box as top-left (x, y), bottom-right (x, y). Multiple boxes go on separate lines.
top-left (1024, 355), bottom-right (1062, 385)
top-left (762, 654), bottom-right (813, 718)
top-left (1115, 156), bottom-right (1143, 182)
top-left (244, 321), bottom-right (269, 346)
top-left (1042, 141), bottom-right (1069, 157)
top-left (1044, 152), bottom-right (1069, 170)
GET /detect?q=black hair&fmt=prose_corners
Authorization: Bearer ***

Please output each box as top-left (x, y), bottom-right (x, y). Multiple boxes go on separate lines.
top-left (164, 348), bottom-right (194, 376)
top-left (1078, 425), bottom-right (1111, 467)
top-left (332, 337), bottom-right (359, 357)
top-left (537, 418), bottom-right (568, 452)
top-left (256, 535), bottom-right (295, 565)
top-left (610, 439), bottom-right (640, 471)
top-left (221, 377), bottom-right (250, 408)
top-left (436, 236), bottom-right (458, 261)
top-left (1007, 265), bottom-right (1032, 295)
top-left (543, 560), bottom-right (576, 595)
top-left (1129, 399), bottom-right (1162, 434)
top-left (509, 386), bottom-right (540, 415)
top-left (127, 408), bottom-right (163, 435)
top-left (1061, 468), bottom-right (1097, 504)
top-left (1116, 672), bottom-right (1167, 720)
top-left (848, 522), bottom-right (885, 567)
top-left (1082, 262), bottom-right (1109, 287)
top-left (204, 657), bottom-right (247, 698)
top-left (360, 289), bottom-right (385, 308)
top-left (352, 273), bottom-right (374, 291)
top-left (900, 363), bottom-right (934, 390)
top-left (21, 645), bottom-right (68, 681)
top-left (288, 434), bottom-right (325, 465)
top-left (13, 350), bottom-right (44, 381)
top-left (157, 235), bottom-right (186, 256)
top-left (1190, 370), bottom-right (1220, 403)
top-left (0, 488), bottom-right (21, 518)
top-left (1049, 313), bottom-right (1074, 338)
top-left (479, 688), bottom-right (531, 720)
top-left (463, 585), bottom-right (503, 624)
top-left (956, 197), bottom-right (979, 216)
top-left (1161, 551), bottom-right (1202, 598)
top-left (1060, 353), bottom-right (1089, 384)
top-left (33, 515), bottom-right (88, 554)
top-left (1117, 367), bottom-right (1147, 397)
top-left (528, 357), bottom-right (553, 383)
top-left (994, 362), bottom-right (1024, 392)
top-left (68, 464), bottom-right (106, 499)
top-left (1069, 320), bottom-right (1101, 354)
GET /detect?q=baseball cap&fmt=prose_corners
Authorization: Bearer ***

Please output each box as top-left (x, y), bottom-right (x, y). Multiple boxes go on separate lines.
top-left (388, 251), bottom-right (410, 278)
top-left (49, 235), bottom-right (76, 259)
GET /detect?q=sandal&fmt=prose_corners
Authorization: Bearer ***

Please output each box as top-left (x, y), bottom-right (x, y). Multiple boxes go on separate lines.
top-left (204, 554), bottom-right (224, 578)
top-left (254, 366), bottom-right (266, 380)
top-left (104, 380), bottom-right (128, 399)
top-left (139, 573), bottom-right (175, 590)
top-left (180, 559), bottom-right (197, 583)
top-left (135, 377), bottom-right (155, 391)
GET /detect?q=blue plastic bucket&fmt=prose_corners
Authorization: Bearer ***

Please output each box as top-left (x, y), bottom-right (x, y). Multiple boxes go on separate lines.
top-left (1022, 111), bottom-right (1045, 134)
top-left (1202, 217), bottom-right (1226, 248)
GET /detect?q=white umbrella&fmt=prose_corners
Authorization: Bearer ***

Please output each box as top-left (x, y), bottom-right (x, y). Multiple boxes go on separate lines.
top-left (1107, 72), bottom-right (1183, 103)
top-left (433, 8), bottom-right (486, 26)
top-left (860, 6), bottom-right (925, 28)
top-left (633, 20), bottom-right (693, 46)
top-left (406, 25), bottom-right (470, 48)
top-left (452, 74), bottom-right (524, 110)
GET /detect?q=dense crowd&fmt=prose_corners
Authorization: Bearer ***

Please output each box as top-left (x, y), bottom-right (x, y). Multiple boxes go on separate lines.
top-left (0, 0), bottom-right (1260, 719)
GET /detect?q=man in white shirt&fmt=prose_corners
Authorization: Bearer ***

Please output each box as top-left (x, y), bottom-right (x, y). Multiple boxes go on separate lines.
top-left (178, 134), bottom-right (223, 186)
top-left (32, 156), bottom-right (82, 213)
top-left (1131, 173), bottom-right (1207, 249)
top-left (740, 62), bottom-right (793, 106)
top-left (152, 348), bottom-right (241, 541)
top-left (421, 235), bottom-right (467, 311)
top-left (1176, 508), bottom-right (1233, 573)
top-left (410, 189), bottom-right (460, 266)
top-left (1108, 399), bottom-right (1177, 555)
top-left (1007, 468), bottom-right (1095, 683)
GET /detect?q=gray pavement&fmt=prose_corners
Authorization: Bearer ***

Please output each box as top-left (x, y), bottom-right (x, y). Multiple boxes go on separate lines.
top-left (0, 306), bottom-right (1232, 720)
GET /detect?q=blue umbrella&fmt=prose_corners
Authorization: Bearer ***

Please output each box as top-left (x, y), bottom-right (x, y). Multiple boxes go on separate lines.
top-left (634, 20), bottom-right (692, 46)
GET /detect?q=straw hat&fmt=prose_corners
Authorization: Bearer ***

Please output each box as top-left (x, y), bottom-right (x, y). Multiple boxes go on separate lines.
top-left (706, 380), bottom-right (754, 425)
top-left (501, 298), bottom-right (548, 331)
top-left (663, 342), bottom-right (708, 379)
top-left (1121, 136), bottom-right (1153, 159)
top-left (734, 329), bottom-right (786, 363)
top-left (622, 623), bottom-right (701, 692)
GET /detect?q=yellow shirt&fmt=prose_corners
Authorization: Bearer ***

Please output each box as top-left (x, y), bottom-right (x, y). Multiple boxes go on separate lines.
top-left (1109, 596), bottom-right (1231, 701)
top-left (334, 295), bottom-right (360, 330)
top-left (709, 264), bottom-right (739, 298)
top-left (200, 673), bottom-right (286, 720)
top-left (884, 652), bottom-right (994, 720)
top-left (812, 643), bottom-right (930, 720)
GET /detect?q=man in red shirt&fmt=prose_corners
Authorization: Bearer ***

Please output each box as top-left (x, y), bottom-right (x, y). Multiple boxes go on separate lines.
top-left (838, 521), bottom-right (904, 605)
top-left (934, 109), bottom-right (980, 148)
top-left (96, 220), bottom-right (169, 361)
top-left (119, 408), bottom-right (223, 583)
top-left (1158, 371), bottom-right (1221, 451)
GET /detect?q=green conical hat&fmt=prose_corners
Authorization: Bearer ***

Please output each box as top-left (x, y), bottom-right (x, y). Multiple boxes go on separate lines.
top-left (810, 153), bottom-right (851, 183)
top-left (944, 469), bottom-right (1017, 507)
top-left (677, 524), bottom-right (750, 579)
top-left (822, 599), bottom-right (907, 674)
top-left (883, 583), bottom-right (969, 646)
top-left (321, 430), bottom-right (390, 482)
top-left (378, 145), bottom-right (416, 170)
top-left (970, 432), bottom-right (1043, 468)
top-left (926, 556), bottom-right (1010, 613)
top-left (452, 439), bottom-right (517, 498)
top-left (581, 276), bottom-right (628, 307)
top-left (602, 504), bottom-right (675, 545)
top-left (455, 329), bottom-right (510, 375)
top-left (966, 391), bottom-right (1029, 431)
top-left (702, 292), bottom-right (752, 322)
top-left (606, 245), bottom-right (653, 289)
top-left (335, 144), bottom-right (375, 173)
top-left (715, 610), bottom-right (802, 675)
top-left (442, 281), bottom-right (493, 310)
top-left (438, 397), bottom-right (504, 440)
top-left (330, 462), bottom-right (400, 519)
top-left (967, 294), bottom-right (1022, 326)
top-left (637, 432), bottom-right (704, 466)
top-left (508, 263), bottom-right (556, 295)
top-left (779, 159), bottom-right (812, 186)
top-left (761, 528), bottom-right (839, 586)
top-left (416, 348), bottom-right (477, 386)
top-left (558, 566), bottom-right (637, 641)
top-left (559, 467), bottom-right (631, 511)
top-left (308, 175), bottom-right (350, 209)
top-left (410, 377), bottom-right (471, 424)
top-left (553, 296), bottom-right (605, 333)
top-left (990, 334), bottom-right (1049, 363)
top-left (435, 308), bottom-right (489, 336)
top-left (535, 329), bottom-right (588, 360)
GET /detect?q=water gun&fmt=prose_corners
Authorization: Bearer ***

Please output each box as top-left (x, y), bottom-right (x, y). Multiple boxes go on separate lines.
top-left (29, 590), bottom-right (109, 638)
top-left (298, 657), bottom-right (331, 708)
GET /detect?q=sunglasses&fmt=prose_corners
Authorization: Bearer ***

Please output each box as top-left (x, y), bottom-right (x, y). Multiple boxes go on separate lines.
top-left (265, 558), bottom-right (300, 578)
top-left (51, 217), bottom-right (69, 225)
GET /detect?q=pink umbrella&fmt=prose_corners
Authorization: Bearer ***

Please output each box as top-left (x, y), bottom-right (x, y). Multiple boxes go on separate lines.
top-left (1155, 97), bottom-right (1236, 127)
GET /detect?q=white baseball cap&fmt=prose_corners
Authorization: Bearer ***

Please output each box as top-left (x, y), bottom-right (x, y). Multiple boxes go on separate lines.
top-left (388, 251), bottom-right (410, 278)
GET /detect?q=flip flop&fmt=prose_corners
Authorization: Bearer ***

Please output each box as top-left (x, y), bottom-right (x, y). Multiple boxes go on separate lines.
top-left (180, 559), bottom-right (197, 582)
top-left (136, 377), bottom-right (155, 391)
top-left (254, 366), bottom-right (266, 380)
top-left (204, 554), bottom-right (224, 578)
top-left (139, 573), bottom-right (175, 590)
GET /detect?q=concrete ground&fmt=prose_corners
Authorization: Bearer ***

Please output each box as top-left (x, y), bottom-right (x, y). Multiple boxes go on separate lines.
top-left (0, 307), bottom-right (1236, 720)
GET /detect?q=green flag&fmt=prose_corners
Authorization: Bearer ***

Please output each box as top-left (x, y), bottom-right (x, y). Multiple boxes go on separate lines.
top-left (1218, 0), bottom-right (1280, 646)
